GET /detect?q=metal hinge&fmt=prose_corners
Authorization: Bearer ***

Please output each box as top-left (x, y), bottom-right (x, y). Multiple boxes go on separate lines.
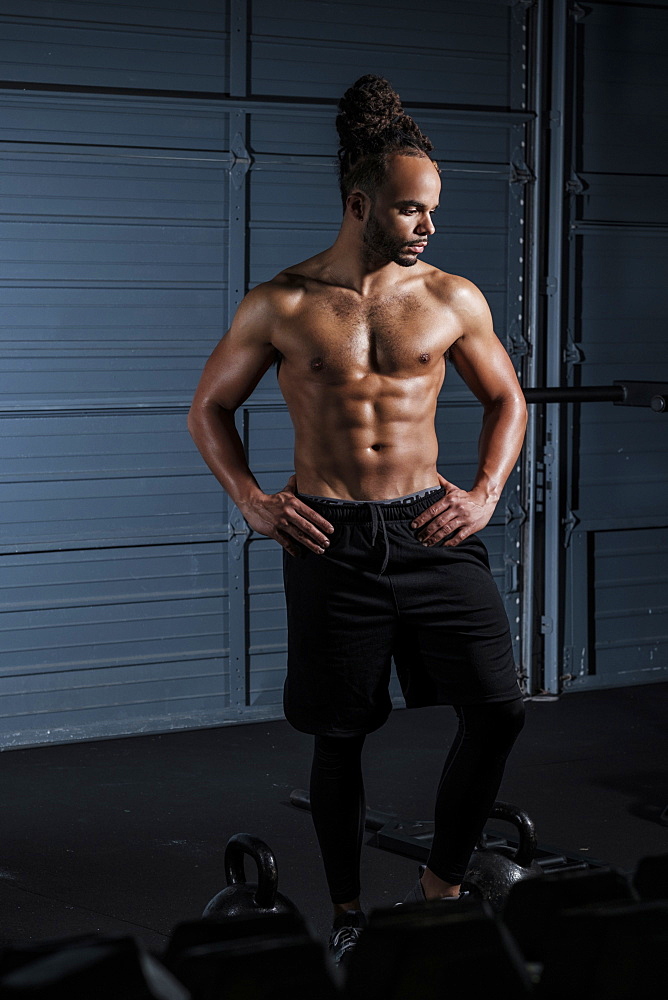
top-left (230, 131), bottom-right (252, 190)
top-left (562, 508), bottom-right (580, 548)
top-left (229, 506), bottom-right (251, 560)
top-left (507, 319), bottom-right (530, 359)
top-left (543, 276), bottom-right (558, 296)
top-left (563, 332), bottom-right (585, 366)
top-left (547, 110), bottom-right (562, 129)
top-left (506, 493), bottom-right (528, 527)
top-left (510, 162), bottom-right (534, 185)
top-left (505, 559), bottom-right (520, 595)
top-left (571, 3), bottom-right (591, 21)
top-left (566, 172), bottom-right (587, 196)
top-left (541, 615), bottom-right (553, 635)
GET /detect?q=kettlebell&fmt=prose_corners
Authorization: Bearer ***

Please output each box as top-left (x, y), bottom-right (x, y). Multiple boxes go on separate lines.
top-left (202, 833), bottom-right (302, 921)
top-left (462, 801), bottom-right (544, 912)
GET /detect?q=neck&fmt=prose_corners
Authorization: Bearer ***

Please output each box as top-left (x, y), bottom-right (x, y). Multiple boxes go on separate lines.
top-left (319, 229), bottom-right (402, 295)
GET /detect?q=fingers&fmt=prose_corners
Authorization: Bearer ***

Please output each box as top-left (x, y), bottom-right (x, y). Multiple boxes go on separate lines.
top-left (418, 518), bottom-right (466, 546)
top-left (300, 505), bottom-right (335, 538)
top-left (277, 491), bottom-right (333, 537)
top-left (411, 478), bottom-right (462, 530)
top-left (289, 511), bottom-right (332, 553)
top-left (274, 504), bottom-right (334, 555)
top-left (276, 529), bottom-right (304, 558)
top-left (411, 497), bottom-right (450, 530)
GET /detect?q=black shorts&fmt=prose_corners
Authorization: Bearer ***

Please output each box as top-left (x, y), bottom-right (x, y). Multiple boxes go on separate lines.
top-left (282, 487), bottom-right (521, 737)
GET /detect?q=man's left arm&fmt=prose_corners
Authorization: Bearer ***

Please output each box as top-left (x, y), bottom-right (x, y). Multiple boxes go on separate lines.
top-left (412, 279), bottom-right (528, 547)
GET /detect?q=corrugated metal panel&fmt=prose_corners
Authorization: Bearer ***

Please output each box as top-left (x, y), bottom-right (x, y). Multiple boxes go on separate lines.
top-left (593, 527), bottom-right (668, 685)
top-left (0, 1), bottom-right (228, 91)
top-left (0, 78), bottom-right (231, 745)
top-left (0, 412), bottom-right (225, 551)
top-left (250, 0), bottom-right (518, 105)
top-left (574, 232), bottom-right (668, 521)
top-left (0, 544), bottom-right (229, 745)
top-left (557, 1), bottom-right (668, 693)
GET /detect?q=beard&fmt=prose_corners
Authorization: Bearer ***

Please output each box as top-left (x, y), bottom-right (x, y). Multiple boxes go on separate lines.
top-left (362, 210), bottom-right (420, 268)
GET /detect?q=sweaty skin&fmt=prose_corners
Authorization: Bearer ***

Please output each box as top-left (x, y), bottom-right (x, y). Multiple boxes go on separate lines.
top-left (188, 154), bottom-right (527, 557)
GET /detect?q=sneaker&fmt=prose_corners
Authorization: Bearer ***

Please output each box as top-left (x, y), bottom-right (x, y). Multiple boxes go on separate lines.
top-left (396, 865), bottom-right (470, 905)
top-left (328, 909), bottom-right (367, 966)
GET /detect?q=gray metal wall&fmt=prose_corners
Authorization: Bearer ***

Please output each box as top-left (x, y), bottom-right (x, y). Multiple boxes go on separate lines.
top-left (540, 0), bottom-right (668, 695)
top-left (4, 0), bottom-right (662, 748)
top-left (0, 2), bottom-right (232, 746)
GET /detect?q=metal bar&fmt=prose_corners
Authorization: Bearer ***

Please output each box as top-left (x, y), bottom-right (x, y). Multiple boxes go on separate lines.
top-left (543, 0), bottom-right (569, 695)
top-left (0, 85), bottom-right (536, 124)
top-left (229, 0), bottom-right (248, 98)
top-left (224, 101), bottom-right (251, 711)
top-left (502, 1), bottom-right (534, 681)
top-left (524, 385), bottom-right (624, 404)
top-left (521, 0), bottom-right (544, 696)
top-left (290, 789), bottom-right (608, 871)
top-left (227, 409), bottom-right (251, 710)
top-left (523, 383), bottom-right (668, 408)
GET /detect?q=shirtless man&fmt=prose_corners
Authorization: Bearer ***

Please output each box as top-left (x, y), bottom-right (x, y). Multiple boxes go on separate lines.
top-left (188, 75), bottom-right (528, 964)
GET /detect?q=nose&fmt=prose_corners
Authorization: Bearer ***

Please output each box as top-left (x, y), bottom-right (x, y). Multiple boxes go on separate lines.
top-left (416, 213), bottom-right (435, 236)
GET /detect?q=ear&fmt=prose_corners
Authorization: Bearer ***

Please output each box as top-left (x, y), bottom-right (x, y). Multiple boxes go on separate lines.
top-left (346, 189), bottom-right (369, 222)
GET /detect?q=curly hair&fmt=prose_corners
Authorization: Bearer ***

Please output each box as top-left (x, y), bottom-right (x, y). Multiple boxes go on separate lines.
top-left (336, 75), bottom-right (436, 210)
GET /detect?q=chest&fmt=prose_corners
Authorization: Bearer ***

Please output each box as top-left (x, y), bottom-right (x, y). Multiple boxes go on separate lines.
top-left (277, 293), bottom-right (457, 377)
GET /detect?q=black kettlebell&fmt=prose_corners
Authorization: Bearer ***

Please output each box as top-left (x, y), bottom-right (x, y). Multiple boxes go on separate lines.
top-left (462, 801), bottom-right (544, 912)
top-left (202, 833), bottom-right (301, 921)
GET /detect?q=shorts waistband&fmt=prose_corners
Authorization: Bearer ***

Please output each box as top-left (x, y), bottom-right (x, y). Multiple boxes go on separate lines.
top-left (297, 486), bottom-right (444, 523)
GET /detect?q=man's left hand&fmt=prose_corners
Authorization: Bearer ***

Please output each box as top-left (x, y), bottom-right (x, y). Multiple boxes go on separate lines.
top-left (411, 473), bottom-right (498, 547)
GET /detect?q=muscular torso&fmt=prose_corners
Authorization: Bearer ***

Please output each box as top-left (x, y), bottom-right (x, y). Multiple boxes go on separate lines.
top-left (268, 258), bottom-right (464, 501)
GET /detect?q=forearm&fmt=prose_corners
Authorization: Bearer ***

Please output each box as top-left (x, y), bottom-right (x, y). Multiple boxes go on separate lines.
top-left (471, 398), bottom-right (528, 502)
top-left (187, 403), bottom-right (264, 510)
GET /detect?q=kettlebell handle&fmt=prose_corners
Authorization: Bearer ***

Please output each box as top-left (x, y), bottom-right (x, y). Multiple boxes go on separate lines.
top-left (224, 833), bottom-right (278, 910)
top-left (489, 800), bottom-right (538, 868)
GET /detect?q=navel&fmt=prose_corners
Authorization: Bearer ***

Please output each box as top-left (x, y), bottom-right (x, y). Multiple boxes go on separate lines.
top-left (370, 443), bottom-right (382, 452)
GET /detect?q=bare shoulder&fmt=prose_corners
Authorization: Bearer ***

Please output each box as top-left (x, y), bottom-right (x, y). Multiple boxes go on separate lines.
top-left (228, 271), bottom-right (306, 345)
top-left (239, 274), bottom-right (302, 317)
top-left (421, 269), bottom-right (495, 352)
top-left (425, 268), bottom-right (490, 319)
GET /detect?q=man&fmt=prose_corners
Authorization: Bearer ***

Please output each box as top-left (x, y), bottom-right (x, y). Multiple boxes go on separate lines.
top-left (188, 75), bottom-right (528, 964)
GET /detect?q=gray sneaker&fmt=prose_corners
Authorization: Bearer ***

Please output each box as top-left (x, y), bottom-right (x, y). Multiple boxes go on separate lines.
top-left (328, 909), bottom-right (367, 966)
top-left (397, 865), bottom-right (470, 905)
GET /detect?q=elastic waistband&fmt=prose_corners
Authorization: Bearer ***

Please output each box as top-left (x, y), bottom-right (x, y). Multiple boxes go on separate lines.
top-left (297, 486), bottom-right (445, 523)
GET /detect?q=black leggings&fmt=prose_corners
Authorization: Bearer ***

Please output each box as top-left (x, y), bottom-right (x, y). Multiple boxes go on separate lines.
top-left (309, 697), bottom-right (525, 904)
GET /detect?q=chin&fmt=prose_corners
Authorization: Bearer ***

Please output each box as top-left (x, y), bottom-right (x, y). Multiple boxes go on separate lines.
top-left (395, 255), bottom-right (418, 268)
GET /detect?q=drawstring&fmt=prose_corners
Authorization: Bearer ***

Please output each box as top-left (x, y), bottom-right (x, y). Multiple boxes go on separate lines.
top-left (369, 503), bottom-right (390, 577)
top-left (297, 486), bottom-right (443, 578)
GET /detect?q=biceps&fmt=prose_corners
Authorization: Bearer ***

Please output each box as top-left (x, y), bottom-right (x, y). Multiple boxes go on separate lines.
top-left (449, 335), bottom-right (520, 405)
top-left (192, 336), bottom-right (277, 412)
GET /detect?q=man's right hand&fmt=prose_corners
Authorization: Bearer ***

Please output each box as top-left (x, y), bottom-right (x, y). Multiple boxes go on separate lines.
top-left (237, 476), bottom-right (335, 557)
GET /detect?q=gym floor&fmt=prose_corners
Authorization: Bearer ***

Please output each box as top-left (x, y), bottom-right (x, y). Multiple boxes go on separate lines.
top-left (0, 681), bottom-right (665, 954)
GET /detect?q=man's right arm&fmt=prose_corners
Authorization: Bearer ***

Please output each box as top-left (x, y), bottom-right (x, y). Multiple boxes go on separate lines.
top-left (187, 285), bottom-right (333, 556)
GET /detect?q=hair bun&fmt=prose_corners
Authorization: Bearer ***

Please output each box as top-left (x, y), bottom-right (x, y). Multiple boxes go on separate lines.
top-left (336, 75), bottom-right (433, 161)
top-left (335, 75), bottom-right (436, 208)
top-left (336, 75), bottom-right (403, 154)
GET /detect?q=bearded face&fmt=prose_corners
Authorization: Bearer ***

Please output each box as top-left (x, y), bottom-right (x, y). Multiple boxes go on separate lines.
top-left (362, 207), bottom-right (421, 268)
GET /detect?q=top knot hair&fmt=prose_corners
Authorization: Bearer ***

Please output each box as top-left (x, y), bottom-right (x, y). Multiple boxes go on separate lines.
top-left (336, 75), bottom-right (436, 209)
